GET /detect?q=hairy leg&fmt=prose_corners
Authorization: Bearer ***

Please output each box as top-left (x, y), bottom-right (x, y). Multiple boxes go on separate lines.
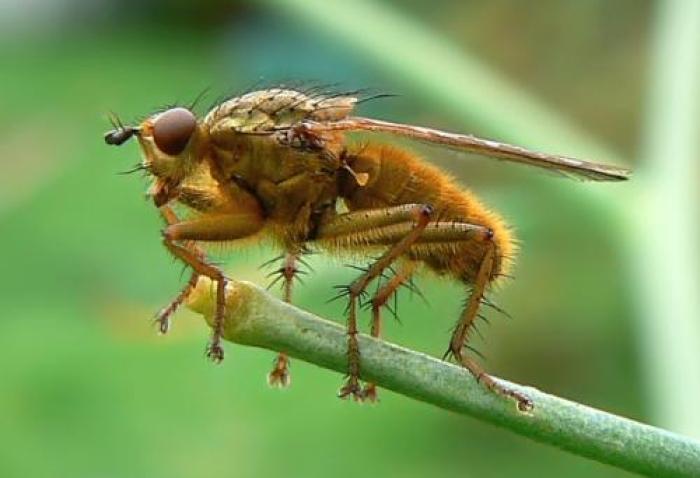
top-left (162, 211), bottom-right (264, 362)
top-left (154, 206), bottom-right (204, 334)
top-left (444, 242), bottom-right (532, 411)
top-left (314, 204), bottom-right (433, 401)
top-left (267, 252), bottom-right (303, 387)
top-left (363, 261), bottom-right (417, 402)
top-left (155, 271), bottom-right (200, 334)
top-left (317, 213), bottom-right (530, 409)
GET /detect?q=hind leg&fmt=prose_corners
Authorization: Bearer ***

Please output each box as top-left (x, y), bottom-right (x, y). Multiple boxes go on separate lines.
top-left (338, 217), bottom-right (530, 409)
top-left (445, 241), bottom-right (532, 411)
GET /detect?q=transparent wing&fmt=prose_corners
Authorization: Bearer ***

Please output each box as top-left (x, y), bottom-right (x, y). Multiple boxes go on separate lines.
top-left (308, 116), bottom-right (631, 181)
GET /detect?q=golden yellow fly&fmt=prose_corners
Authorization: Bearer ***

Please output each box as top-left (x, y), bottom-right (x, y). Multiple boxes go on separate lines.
top-left (105, 85), bottom-right (629, 410)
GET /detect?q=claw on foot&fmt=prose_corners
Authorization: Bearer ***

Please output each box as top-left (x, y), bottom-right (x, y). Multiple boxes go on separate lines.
top-left (206, 343), bottom-right (225, 363)
top-left (338, 377), bottom-right (364, 402)
top-left (268, 369), bottom-right (290, 387)
top-left (447, 347), bottom-right (533, 412)
top-left (514, 394), bottom-right (534, 413)
top-left (268, 356), bottom-right (291, 387)
top-left (483, 378), bottom-right (533, 413)
top-left (155, 314), bottom-right (171, 335)
top-left (362, 383), bottom-right (379, 402)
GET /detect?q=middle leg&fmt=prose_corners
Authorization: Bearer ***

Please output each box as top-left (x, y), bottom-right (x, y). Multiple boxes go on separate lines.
top-left (267, 251), bottom-right (305, 387)
top-left (362, 260), bottom-right (418, 401)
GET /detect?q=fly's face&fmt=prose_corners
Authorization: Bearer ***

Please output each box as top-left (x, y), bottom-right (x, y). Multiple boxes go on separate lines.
top-left (137, 107), bottom-right (203, 182)
top-left (105, 107), bottom-right (209, 207)
top-left (105, 107), bottom-right (204, 183)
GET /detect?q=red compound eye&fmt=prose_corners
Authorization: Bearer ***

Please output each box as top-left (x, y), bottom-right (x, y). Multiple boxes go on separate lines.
top-left (153, 107), bottom-right (196, 156)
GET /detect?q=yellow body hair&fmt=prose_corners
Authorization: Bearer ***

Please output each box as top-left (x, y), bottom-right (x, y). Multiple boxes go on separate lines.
top-left (339, 143), bottom-right (516, 283)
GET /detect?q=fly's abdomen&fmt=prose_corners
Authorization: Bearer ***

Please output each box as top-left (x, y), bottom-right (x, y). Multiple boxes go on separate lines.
top-left (340, 143), bottom-right (517, 283)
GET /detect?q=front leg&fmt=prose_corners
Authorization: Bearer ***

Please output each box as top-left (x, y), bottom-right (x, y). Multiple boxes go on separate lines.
top-left (154, 205), bottom-right (204, 334)
top-left (161, 212), bottom-right (265, 362)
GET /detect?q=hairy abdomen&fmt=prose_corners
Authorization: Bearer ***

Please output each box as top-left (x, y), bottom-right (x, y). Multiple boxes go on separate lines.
top-left (340, 143), bottom-right (516, 284)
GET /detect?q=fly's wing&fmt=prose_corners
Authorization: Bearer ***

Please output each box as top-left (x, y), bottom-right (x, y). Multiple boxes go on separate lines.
top-left (308, 116), bottom-right (631, 181)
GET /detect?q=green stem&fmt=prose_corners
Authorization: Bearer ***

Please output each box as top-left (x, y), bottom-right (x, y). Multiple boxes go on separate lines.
top-left (187, 277), bottom-right (700, 478)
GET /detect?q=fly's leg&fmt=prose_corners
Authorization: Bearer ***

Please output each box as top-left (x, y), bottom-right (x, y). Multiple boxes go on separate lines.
top-left (162, 212), bottom-right (265, 362)
top-left (154, 206), bottom-right (204, 334)
top-left (314, 204), bottom-right (433, 401)
top-left (378, 220), bottom-right (531, 410)
top-left (268, 352), bottom-right (290, 387)
top-left (155, 272), bottom-right (199, 334)
top-left (267, 252), bottom-right (301, 387)
top-left (318, 214), bottom-right (531, 409)
top-left (162, 236), bottom-right (227, 362)
top-left (443, 239), bottom-right (533, 412)
top-left (362, 261), bottom-right (417, 402)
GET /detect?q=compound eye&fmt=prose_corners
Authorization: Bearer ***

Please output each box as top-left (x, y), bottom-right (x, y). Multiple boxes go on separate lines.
top-left (152, 107), bottom-right (196, 156)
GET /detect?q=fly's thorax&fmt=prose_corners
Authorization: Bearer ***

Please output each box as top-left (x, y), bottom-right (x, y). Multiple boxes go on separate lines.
top-left (203, 88), bottom-right (357, 137)
top-left (201, 87), bottom-right (357, 191)
top-left (205, 129), bottom-right (341, 236)
top-left (209, 131), bottom-right (342, 188)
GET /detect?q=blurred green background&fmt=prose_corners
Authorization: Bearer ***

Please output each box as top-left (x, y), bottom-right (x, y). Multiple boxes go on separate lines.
top-left (1, 1), bottom-right (698, 477)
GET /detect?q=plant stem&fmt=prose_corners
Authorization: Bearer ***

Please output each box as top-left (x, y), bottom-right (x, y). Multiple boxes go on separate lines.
top-left (187, 277), bottom-right (700, 478)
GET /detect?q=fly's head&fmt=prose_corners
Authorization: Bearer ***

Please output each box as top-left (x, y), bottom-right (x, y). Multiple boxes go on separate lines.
top-left (105, 107), bottom-right (207, 206)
